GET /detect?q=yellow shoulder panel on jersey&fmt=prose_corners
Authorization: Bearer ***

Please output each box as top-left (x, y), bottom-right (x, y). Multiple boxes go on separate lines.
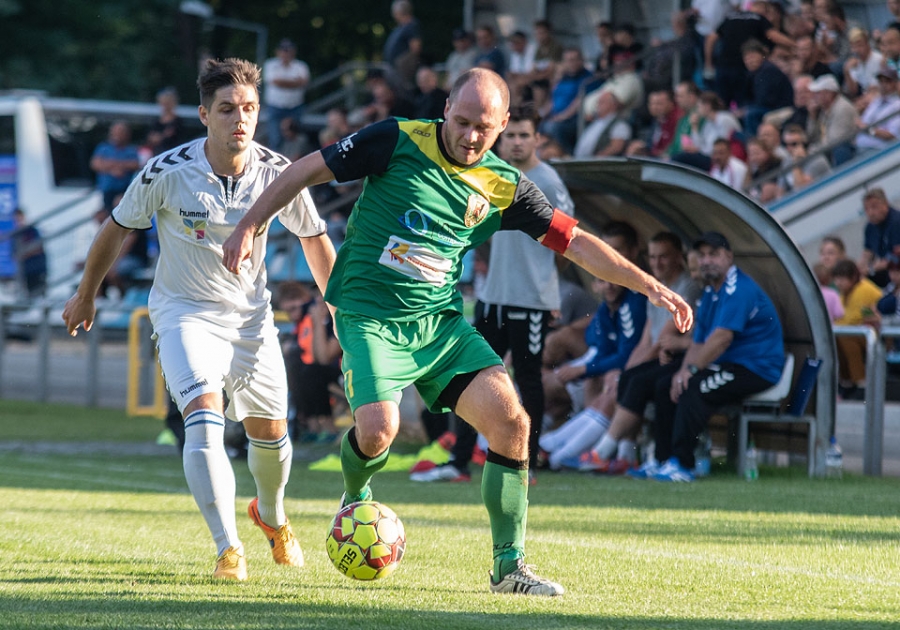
top-left (399, 119), bottom-right (517, 211)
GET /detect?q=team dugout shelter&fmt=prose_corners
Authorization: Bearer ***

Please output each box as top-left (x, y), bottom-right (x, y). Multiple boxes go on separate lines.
top-left (551, 157), bottom-right (836, 476)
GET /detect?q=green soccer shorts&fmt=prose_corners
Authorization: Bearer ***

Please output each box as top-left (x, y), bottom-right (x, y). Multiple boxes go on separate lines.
top-left (334, 309), bottom-right (504, 413)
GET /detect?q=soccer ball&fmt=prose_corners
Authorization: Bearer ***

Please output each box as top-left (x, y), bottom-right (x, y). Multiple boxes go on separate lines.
top-left (326, 501), bottom-right (406, 580)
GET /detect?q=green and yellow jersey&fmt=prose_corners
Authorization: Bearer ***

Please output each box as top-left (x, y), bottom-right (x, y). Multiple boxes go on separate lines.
top-left (321, 117), bottom-right (568, 321)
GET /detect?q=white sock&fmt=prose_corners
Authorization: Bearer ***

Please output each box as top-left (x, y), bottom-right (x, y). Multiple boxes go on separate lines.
top-left (247, 432), bottom-right (292, 528)
top-left (548, 407), bottom-right (610, 469)
top-left (540, 410), bottom-right (592, 453)
top-left (183, 409), bottom-right (239, 555)
top-left (617, 439), bottom-right (637, 463)
top-left (595, 433), bottom-right (619, 460)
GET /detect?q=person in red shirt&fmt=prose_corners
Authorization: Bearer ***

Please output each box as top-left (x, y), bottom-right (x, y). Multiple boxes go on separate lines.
top-left (626, 89), bottom-right (681, 157)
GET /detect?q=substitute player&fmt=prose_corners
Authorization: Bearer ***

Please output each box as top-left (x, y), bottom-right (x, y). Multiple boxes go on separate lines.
top-left (62, 58), bottom-right (336, 581)
top-left (222, 68), bottom-right (693, 595)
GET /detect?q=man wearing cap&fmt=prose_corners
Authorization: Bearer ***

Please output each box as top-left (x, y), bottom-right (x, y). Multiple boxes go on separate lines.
top-left (854, 66), bottom-right (900, 153)
top-left (651, 232), bottom-right (784, 482)
top-left (808, 73), bottom-right (858, 165)
top-left (263, 39), bottom-right (310, 153)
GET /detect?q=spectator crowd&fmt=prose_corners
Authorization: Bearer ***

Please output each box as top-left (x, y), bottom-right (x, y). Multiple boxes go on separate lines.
top-left (39, 0), bottom-right (900, 477)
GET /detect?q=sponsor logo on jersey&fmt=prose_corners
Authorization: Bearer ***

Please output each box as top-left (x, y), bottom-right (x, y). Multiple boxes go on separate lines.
top-left (397, 209), bottom-right (465, 247)
top-left (464, 194), bottom-right (490, 227)
top-left (379, 235), bottom-right (452, 286)
top-left (179, 209), bottom-right (209, 219)
top-left (182, 218), bottom-right (207, 240)
top-left (338, 133), bottom-right (357, 155)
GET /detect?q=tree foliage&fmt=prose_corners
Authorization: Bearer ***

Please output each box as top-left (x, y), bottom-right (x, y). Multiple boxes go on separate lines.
top-left (0, 0), bottom-right (463, 104)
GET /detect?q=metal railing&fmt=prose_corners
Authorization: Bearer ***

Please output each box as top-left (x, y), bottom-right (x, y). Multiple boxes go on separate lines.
top-left (750, 107), bottom-right (900, 194)
top-left (833, 324), bottom-right (890, 476)
top-left (0, 301), bottom-right (102, 406)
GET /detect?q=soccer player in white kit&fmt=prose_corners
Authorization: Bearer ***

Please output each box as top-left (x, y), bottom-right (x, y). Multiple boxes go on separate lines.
top-left (62, 58), bottom-right (336, 581)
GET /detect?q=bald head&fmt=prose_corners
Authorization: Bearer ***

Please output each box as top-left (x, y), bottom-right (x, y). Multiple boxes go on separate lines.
top-left (448, 68), bottom-right (510, 113)
top-left (442, 68), bottom-right (510, 165)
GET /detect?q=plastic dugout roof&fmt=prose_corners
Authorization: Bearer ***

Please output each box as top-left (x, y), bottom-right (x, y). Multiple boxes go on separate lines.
top-left (551, 157), bottom-right (835, 428)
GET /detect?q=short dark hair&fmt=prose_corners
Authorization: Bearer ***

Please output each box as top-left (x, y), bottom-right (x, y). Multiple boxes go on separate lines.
top-left (741, 38), bottom-right (768, 56)
top-left (782, 124), bottom-right (808, 143)
top-left (699, 91), bottom-right (724, 111)
top-left (276, 280), bottom-right (310, 305)
top-left (679, 80), bottom-right (700, 97)
top-left (649, 231), bottom-right (684, 253)
top-left (821, 235), bottom-right (846, 254)
top-left (831, 259), bottom-right (860, 282)
top-left (863, 188), bottom-right (888, 203)
top-left (508, 103), bottom-right (541, 129)
top-left (197, 58), bottom-right (260, 110)
top-left (601, 221), bottom-right (639, 250)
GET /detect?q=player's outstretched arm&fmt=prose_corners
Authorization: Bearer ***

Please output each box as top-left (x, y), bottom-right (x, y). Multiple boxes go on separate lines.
top-left (222, 151), bottom-right (336, 274)
top-left (562, 226), bottom-right (694, 333)
top-left (62, 218), bottom-right (133, 336)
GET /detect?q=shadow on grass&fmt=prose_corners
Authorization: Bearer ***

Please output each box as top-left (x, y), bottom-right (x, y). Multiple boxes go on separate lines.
top-left (3, 452), bottom-right (900, 521)
top-left (0, 594), bottom-right (897, 630)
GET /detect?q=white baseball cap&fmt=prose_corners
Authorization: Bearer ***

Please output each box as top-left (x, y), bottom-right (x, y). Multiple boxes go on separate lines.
top-left (809, 74), bottom-right (840, 93)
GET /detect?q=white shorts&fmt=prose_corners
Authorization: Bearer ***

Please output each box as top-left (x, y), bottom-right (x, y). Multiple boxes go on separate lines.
top-left (155, 315), bottom-right (288, 421)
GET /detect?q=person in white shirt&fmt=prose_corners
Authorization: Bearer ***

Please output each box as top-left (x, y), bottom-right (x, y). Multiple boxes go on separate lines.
top-left (573, 91), bottom-right (632, 158)
top-left (506, 30), bottom-right (537, 104)
top-left (708, 137), bottom-right (748, 189)
top-left (443, 29), bottom-right (479, 90)
top-left (263, 39), bottom-right (311, 153)
top-left (843, 27), bottom-right (884, 103)
top-left (62, 58), bottom-right (336, 582)
top-left (854, 66), bottom-right (900, 153)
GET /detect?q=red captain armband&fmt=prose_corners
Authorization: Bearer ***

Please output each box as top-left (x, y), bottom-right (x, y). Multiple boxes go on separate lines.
top-left (541, 209), bottom-right (578, 254)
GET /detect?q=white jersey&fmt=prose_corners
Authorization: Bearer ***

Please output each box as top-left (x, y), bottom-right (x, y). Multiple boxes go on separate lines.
top-left (112, 137), bottom-right (325, 331)
top-left (263, 57), bottom-right (310, 109)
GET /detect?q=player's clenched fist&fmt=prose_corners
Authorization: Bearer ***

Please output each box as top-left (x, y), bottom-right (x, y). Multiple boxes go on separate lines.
top-left (221, 223), bottom-right (256, 275)
top-left (62, 293), bottom-right (95, 337)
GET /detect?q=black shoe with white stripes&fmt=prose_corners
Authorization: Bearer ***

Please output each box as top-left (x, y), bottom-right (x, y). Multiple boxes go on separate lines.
top-left (489, 559), bottom-right (564, 596)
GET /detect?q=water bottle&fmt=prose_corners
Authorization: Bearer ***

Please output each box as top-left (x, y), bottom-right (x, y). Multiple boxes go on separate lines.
top-left (825, 436), bottom-right (843, 479)
top-left (694, 432), bottom-right (711, 477)
top-left (744, 440), bottom-right (759, 481)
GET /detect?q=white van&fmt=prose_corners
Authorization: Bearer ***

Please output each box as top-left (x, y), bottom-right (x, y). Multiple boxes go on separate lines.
top-left (0, 92), bottom-right (203, 299)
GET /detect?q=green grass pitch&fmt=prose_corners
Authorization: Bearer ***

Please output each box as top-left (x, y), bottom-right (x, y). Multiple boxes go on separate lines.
top-left (1, 400), bottom-right (899, 629)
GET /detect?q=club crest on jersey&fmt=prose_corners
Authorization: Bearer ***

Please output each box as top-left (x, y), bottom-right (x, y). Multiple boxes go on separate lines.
top-left (182, 218), bottom-right (207, 240)
top-left (464, 194), bottom-right (490, 227)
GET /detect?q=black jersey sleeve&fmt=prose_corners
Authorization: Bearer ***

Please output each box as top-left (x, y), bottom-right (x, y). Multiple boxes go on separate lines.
top-left (498, 175), bottom-right (556, 239)
top-left (321, 118), bottom-right (399, 183)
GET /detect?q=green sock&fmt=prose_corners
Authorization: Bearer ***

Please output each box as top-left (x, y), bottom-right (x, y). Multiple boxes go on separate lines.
top-left (481, 458), bottom-right (528, 579)
top-left (340, 428), bottom-right (389, 500)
